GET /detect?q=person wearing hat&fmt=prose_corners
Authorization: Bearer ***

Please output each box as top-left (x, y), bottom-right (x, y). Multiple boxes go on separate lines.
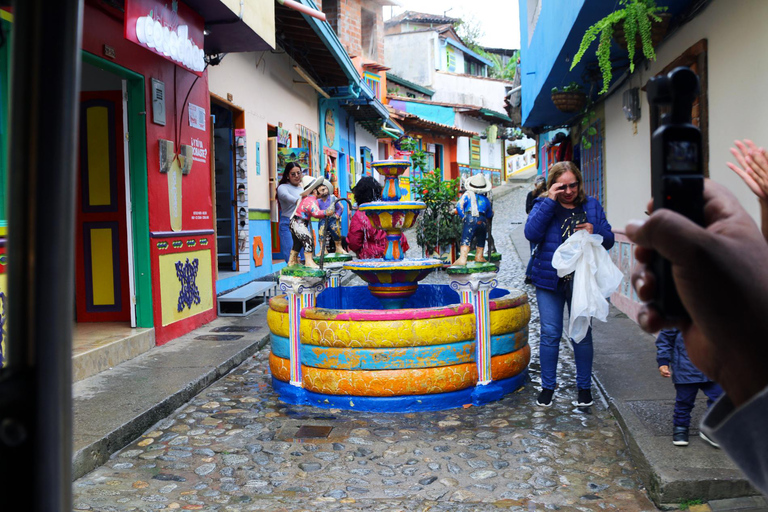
top-left (316, 178), bottom-right (347, 254)
top-left (288, 175), bottom-right (336, 268)
top-left (453, 174), bottom-right (494, 266)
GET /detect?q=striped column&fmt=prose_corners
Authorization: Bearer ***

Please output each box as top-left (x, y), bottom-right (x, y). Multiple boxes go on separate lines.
top-left (324, 265), bottom-right (347, 289)
top-left (278, 275), bottom-right (325, 387)
top-left (450, 272), bottom-right (498, 385)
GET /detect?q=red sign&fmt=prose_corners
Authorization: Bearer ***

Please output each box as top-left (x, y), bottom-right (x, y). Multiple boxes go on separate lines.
top-left (124, 0), bottom-right (206, 76)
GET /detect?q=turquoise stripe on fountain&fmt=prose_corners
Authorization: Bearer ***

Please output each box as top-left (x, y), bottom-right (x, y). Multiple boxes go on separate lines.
top-left (270, 327), bottom-right (528, 370)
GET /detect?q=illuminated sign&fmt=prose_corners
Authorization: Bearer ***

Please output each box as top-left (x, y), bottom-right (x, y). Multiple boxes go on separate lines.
top-left (124, 0), bottom-right (206, 75)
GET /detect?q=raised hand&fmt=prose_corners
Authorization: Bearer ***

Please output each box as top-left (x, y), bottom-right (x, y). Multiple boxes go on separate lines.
top-left (728, 139), bottom-right (768, 200)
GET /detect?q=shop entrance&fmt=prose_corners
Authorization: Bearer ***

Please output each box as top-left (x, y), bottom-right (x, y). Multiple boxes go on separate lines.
top-left (76, 64), bottom-right (132, 323)
top-left (72, 58), bottom-right (154, 382)
top-left (212, 102), bottom-right (237, 273)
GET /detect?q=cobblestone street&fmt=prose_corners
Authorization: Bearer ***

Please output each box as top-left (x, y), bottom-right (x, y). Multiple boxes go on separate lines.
top-left (73, 186), bottom-right (658, 511)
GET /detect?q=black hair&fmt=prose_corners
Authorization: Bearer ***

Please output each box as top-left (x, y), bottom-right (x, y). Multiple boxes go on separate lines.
top-left (351, 176), bottom-right (382, 205)
top-left (278, 162), bottom-right (301, 186)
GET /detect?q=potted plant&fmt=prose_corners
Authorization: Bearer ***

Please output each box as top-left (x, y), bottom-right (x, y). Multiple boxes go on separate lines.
top-left (551, 82), bottom-right (587, 113)
top-left (570, 0), bottom-right (669, 94)
top-left (507, 145), bottom-right (525, 156)
top-left (411, 170), bottom-right (462, 261)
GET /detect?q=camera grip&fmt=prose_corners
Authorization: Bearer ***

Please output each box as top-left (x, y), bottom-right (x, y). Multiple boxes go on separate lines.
top-left (651, 175), bottom-right (703, 319)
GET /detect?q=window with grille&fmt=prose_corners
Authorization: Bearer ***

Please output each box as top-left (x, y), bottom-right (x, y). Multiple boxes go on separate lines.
top-left (581, 119), bottom-right (605, 208)
top-left (363, 72), bottom-right (381, 100)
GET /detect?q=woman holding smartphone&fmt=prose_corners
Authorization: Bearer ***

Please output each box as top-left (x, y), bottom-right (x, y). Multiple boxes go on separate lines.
top-left (524, 161), bottom-right (614, 408)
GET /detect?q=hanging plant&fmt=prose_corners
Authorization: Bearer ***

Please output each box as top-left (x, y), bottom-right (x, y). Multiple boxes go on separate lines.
top-left (551, 82), bottom-right (587, 113)
top-left (570, 0), bottom-right (668, 94)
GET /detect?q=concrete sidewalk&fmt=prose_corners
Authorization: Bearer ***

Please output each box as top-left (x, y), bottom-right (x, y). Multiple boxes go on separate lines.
top-left (72, 307), bottom-right (272, 480)
top-left (507, 216), bottom-right (762, 508)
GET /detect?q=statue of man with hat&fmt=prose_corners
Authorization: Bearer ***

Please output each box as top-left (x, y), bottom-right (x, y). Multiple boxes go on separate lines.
top-left (452, 173), bottom-right (494, 266)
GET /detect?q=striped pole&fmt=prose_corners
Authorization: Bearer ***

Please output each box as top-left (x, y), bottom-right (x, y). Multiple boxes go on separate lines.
top-left (450, 273), bottom-right (498, 386)
top-left (279, 275), bottom-right (325, 387)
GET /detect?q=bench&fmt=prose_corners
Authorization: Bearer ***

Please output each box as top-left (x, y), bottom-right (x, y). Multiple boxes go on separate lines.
top-left (217, 281), bottom-right (277, 317)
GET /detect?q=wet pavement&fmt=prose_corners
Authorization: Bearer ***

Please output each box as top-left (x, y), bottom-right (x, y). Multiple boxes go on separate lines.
top-left (72, 185), bottom-right (659, 511)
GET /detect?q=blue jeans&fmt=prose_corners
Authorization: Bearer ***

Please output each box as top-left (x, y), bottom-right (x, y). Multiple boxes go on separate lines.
top-left (460, 215), bottom-right (488, 247)
top-left (279, 216), bottom-right (304, 262)
top-left (673, 382), bottom-right (724, 428)
top-left (536, 281), bottom-right (594, 390)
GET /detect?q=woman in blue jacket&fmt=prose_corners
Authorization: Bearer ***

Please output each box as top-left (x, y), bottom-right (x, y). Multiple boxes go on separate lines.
top-left (524, 161), bottom-right (614, 408)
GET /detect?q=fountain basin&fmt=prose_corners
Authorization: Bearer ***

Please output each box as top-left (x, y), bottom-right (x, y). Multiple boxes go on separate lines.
top-left (266, 285), bottom-right (531, 411)
top-left (359, 201), bottom-right (424, 234)
top-left (343, 258), bottom-right (443, 308)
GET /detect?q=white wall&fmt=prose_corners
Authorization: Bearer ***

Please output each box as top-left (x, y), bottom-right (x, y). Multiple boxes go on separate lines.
top-left (383, 32), bottom-right (436, 87)
top-left (432, 72), bottom-right (510, 113)
top-left (604, 0), bottom-right (768, 228)
top-left (355, 124), bottom-right (380, 184)
top-left (208, 51), bottom-right (319, 210)
top-left (455, 114), bottom-right (504, 169)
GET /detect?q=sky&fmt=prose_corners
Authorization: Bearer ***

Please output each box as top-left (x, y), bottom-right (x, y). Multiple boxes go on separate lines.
top-left (383, 0), bottom-right (521, 50)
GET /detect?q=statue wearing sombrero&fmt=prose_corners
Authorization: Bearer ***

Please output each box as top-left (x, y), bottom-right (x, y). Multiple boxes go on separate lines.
top-left (452, 173), bottom-right (494, 266)
top-left (288, 175), bottom-right (336, 268)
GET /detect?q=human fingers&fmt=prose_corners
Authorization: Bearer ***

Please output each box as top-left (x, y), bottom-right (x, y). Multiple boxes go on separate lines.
top-left (749, 149), bottom-right (768, 186)
top-left (625, 212), bottom-right (707, 265)
top-left (633, 244), bottom-right (655, 264)
top-left (631, 263), bottom-right (656, 302)
top-left (733, 141), bottom-right (751, 169)
top-left (727, 162), bottom-right (762, 197)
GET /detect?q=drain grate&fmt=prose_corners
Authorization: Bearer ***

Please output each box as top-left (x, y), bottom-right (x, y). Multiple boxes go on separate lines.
top-left (210, 326), bottom-right (259, 333)
top-left (194, 334), bottom-right (243, 341)
top-left (294, 425), bottom-right (333, 439)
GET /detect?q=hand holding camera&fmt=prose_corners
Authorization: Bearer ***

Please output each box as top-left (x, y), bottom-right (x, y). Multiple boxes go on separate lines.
top-left (646, 66), bottom-right (705, 319)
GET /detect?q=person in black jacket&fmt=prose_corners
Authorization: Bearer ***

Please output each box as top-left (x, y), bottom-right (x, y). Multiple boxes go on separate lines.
top-left (524, 176), bottom-right (547, 284)
top-left (525, 175), bottom-right (547, 214)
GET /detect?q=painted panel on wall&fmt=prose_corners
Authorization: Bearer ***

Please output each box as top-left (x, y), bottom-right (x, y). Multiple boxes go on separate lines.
top-left (159, 248), bottom-right (213, 326)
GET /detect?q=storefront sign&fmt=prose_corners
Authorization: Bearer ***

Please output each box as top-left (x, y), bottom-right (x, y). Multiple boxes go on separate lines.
top-left (124, 0), bottom-right (205, 76)
top-left (324, 108), bottom-right (336, 145)
top-left (190, 137), bottom-right (207, 163)
top-left (188, 103), bottom-right (206, 131)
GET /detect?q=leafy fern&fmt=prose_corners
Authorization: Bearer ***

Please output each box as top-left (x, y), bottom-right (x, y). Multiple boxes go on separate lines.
top-left (570, 0), bottom-right (668, 94)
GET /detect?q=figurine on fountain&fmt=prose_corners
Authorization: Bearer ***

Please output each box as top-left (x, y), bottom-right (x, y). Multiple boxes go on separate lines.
top-left (288, 175), bottom-right (337, 268)
top-left (316, 179), bottom-right (347, 255)
top-left (453, 174), bottom-right (494, 266)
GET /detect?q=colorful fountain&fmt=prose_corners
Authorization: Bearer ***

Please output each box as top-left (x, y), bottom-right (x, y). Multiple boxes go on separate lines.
top-left (267, 159), bottom-right (530, 412)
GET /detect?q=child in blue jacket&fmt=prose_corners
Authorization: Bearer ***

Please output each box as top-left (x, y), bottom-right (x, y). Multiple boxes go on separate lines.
top-left (656, 329), bottom-right (723, 447)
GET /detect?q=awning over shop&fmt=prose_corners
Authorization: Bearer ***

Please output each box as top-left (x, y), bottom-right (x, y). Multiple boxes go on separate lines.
top-left (458, 107), bottom-right (515, 127)
top-left (184, 0), bottom-right (275, 53)
top-left (389, 108), bottom-right (478, 138)
top-left (522, 0), bottom-right (696, 129)
top-left (275, 0), bottom-right (393, 134)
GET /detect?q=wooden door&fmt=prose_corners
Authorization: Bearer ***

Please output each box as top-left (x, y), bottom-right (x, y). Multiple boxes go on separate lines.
top-left (75, 91), bottom-right (130, 322)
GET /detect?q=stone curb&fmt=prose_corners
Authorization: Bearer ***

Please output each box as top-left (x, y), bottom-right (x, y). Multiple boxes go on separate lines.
top-left (591, 373), bottom-right (758, 506)
top-left (72, 331), bottom-right (271, 480)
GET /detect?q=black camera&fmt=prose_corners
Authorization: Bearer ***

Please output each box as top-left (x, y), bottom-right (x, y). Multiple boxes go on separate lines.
top-left (646, 67), bottom-right (704, 319)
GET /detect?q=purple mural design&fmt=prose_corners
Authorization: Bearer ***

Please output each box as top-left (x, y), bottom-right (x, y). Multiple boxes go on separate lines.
top-left (0, 292), bottom-right (6, 366)
top-left (176, 258), bottom-right (201, 312)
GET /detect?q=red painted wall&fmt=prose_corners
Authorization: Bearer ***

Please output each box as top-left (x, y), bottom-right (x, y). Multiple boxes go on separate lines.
top-left (82, 1), bottom-right (216, 344)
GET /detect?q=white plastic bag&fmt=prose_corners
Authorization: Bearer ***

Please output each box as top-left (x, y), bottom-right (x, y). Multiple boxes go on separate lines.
top-left (551, 230), bottom-right (624, 343)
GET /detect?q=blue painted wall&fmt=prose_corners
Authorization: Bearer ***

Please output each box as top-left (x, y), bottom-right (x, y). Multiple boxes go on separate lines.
top-left (319, 99), bottom-right (357, 236)
top-left (519, 0), bottom-right (585, 126)
top-left (217, 217), bottom-right (282, 295)
top-left (389, 99), bottom-right (455, 127)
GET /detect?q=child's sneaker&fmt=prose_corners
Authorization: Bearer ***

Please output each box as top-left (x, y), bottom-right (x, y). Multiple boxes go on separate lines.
top-left (573, 388), bottom-right (594, 407)
top-left (699, 432), bottom-right (720, 449)
top-left (673, 426), bottom-right (689, 446)
top-left (536, 388), bottom-right (554, 407)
